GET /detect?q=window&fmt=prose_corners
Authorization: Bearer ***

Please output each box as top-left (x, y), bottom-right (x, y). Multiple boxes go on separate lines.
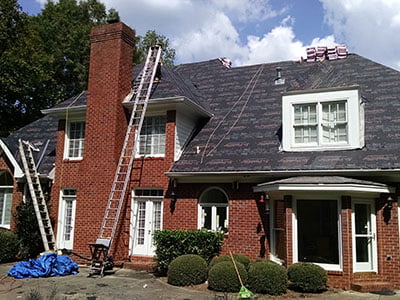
top-left (0, 171), bottom-right (13, 229)
top-left (293, 198), bottom-right (342, 271)
top-left (65, 121), bottom-right (85, 159)
top-left (139, 116), bottom-right (166, 156)
top-left (198, 188), bottom-right (228, 232)
top-left (282, 88), bottom-right (363, 151)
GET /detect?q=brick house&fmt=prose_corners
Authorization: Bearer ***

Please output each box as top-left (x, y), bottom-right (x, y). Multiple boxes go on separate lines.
top-left (2, 21), bottom-right (400, 290)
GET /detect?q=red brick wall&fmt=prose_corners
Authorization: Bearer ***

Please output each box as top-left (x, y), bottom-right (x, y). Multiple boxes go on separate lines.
top-left (167, 183), bottom-right (268, 260)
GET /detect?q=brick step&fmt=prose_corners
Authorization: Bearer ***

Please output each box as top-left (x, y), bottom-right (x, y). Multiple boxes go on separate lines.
top-left (351, 281), bottom-right (394, 293)
top-left (123, 260), bottom-right (157, 273)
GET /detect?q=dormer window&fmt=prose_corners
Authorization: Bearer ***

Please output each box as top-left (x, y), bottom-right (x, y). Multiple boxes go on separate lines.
top-left (282, 87), bottom-right (363, 151)
top-left (138, 115), bottom-right (166, 157)
top-left (65, 121), bottom-right (85, 159)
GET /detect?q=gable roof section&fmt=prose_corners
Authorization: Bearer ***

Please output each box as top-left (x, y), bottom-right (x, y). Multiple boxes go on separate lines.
top-left (2, 115), bottom-right (58, 177)
top-left (170, 54), bottom-right (400, 174)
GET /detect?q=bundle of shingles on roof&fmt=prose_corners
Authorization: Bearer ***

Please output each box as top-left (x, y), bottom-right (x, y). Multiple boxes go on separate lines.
top-left (306, 45), bottom-right (348, 62)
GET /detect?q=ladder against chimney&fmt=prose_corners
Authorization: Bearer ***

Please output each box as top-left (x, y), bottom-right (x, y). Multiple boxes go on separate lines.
top-left (88, 45), bottom-right (162, 277)
top-left (18, 139), bottom-right (56, 252)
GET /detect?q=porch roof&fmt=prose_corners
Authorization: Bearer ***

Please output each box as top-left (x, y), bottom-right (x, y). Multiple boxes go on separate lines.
top-left (253, 176), bottom-right (393, 194)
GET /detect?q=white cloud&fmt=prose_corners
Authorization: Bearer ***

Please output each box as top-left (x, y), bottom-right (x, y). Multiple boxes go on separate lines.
top-left (320, 0), bottom-right (400, 70)
top-left (33, 0), bottom-right (344, 67)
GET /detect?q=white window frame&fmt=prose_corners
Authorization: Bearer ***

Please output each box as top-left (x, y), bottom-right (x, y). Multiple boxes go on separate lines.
top-left (0, 187), bottom-right (13, 229)
top-left (64, 120), bottom-right (85, 160)
top-left (197, 187), bottom-right (229, 232)
top-left (292, 194), bottom-right (343, 272)
top-left (56, 188), bottom-right (77, 249)
top-left (282, 88), bottom-right (363, 151)
top-left (137, 115), bottom-right (166, 158)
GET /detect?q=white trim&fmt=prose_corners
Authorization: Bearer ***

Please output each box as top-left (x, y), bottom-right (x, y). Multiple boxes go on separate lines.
top-left (0, 139), bottom-right (23, 178)
top-left (352, 199), bottom-right (378, 273)
top-left (254, 183), bottom-right (392, 194)
top-left (292, 195), bottom-right (343, 272)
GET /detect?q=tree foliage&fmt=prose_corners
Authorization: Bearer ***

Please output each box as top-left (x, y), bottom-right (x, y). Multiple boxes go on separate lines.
top-left (0, 0), bottom-right (175, 137)
top-left (134, 30), bottom-right (176, 67)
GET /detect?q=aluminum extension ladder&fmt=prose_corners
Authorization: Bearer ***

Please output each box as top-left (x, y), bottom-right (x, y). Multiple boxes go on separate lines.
top-left (18, 139), bottom-right (56, 252)
top-left (89, 45), bottom-right (162, 276)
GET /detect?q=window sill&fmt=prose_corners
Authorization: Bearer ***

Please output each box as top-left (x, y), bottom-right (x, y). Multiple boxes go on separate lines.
top-left (0, 224), bottom-right (11, 229)
top-left (282, 144), bottom-right (361, 152)
top-left (63, 158), bottom-right (83, 163)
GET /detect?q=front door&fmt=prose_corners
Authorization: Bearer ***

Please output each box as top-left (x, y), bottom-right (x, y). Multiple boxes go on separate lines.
top-left (130, 195), bottom-right (163, 256)
top-left (352, 201), bottom-right (377, 272)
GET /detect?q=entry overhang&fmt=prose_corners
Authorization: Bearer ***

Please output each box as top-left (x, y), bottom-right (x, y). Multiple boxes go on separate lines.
top-left (253, 176), bottom-right (394, 194)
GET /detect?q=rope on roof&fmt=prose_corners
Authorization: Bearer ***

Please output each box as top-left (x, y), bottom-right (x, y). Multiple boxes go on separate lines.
top-left (200, 64), bottom-right (265, 163)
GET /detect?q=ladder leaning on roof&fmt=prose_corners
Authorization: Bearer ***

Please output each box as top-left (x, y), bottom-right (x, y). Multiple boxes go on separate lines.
top-left (18, 139), bottom-right (56, 252)
top-left (88, 45), bottom-right (162, 277)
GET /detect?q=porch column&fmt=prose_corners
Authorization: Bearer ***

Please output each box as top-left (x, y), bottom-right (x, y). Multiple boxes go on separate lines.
top-left (341, 195), bottom-right (353, 286)
top-left (284, 195), bottom-right (293, 266)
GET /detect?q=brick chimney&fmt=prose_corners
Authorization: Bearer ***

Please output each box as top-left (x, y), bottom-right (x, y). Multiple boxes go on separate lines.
top-left (78, 22), bottom-right (135, 252)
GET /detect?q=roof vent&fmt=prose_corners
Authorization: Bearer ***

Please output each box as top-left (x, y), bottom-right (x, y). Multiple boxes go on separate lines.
top-left (218, 57), bottom-right (232, 69)
top-left (274, 67), bottom-right (285, 85)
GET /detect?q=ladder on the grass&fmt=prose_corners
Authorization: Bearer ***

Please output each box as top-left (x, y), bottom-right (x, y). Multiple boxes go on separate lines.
top-left (18, 139), bottom-right (55, 252)
top-left (98, 45), bottom-right (162, 250)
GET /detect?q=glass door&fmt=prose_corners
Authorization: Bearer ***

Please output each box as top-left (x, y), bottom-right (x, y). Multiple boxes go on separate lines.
top-left (353, 201), bottom-right (377, 272)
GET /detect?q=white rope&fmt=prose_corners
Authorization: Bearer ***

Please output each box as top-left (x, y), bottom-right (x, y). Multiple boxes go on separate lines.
top-left (200, 65), bottom-right (265, 163)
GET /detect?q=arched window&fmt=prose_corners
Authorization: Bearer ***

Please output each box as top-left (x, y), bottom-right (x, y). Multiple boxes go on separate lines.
top-left (0, 171), bottom-right (13, 228)
top-left (198, 187), bottom-right (228, 232)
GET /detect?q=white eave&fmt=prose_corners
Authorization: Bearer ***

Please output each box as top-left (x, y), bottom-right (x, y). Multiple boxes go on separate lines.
top-left (0, 139), bottom-right (24, 178)
top-left (123, 96), bottom-right (213, 118)
top-left (41, 105), bottom-right (87, 119)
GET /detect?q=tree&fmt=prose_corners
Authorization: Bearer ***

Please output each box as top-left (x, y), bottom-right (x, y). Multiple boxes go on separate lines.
top-left (0, 0), bottom-right (119, 136)
top-left (134, 30), bottom-right (176, 67)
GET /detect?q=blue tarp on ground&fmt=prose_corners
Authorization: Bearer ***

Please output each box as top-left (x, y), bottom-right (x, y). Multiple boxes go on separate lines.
top-left (7, 253), bottom-right (79, 279)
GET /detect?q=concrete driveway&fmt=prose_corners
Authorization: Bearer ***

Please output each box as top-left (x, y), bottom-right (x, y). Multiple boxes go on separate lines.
top-left (1, 262), bottom-right (400, 299)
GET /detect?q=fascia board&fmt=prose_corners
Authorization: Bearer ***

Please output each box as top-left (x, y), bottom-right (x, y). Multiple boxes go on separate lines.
top-left (123, 96), bottom-right (213, 118)
top-left (253, 183), bottom-right (393, 194)
top-left (0, 139), bottom-right (24, 178)
top-left (41, 106), bottom-right (87, 119)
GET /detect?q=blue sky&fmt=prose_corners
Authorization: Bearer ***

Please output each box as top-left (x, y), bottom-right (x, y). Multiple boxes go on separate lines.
top-left (19, 0), bottom-right (400, 70)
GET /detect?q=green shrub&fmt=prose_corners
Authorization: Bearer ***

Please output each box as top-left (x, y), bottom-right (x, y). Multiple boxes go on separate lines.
top-left (0, 229), bottom-right (19, 263)
top-left (247, 260), bottom-right (287, 295)
top-left (208, 261), bottom-right (248, 292)
top-left (287, 263), bottom-right (327, 292)
top-left (15, 201), bottom-right (44, 259)
top-left (154, 229), bottom-right (224, 274)
top-left (167, 254), bottom-right (208, 286)
top-left (209, 254), bottom-right (251, 270)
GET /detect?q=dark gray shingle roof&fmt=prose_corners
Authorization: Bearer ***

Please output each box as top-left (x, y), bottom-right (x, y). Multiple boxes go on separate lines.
top-left (170, 54), bottom-right (400, 173)
top-left (3, 115), bottom-right (58, 175)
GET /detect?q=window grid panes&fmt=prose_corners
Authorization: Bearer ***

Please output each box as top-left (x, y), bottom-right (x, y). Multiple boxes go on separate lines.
top-left (322, 102), bottom-right (348, 143)
top-left (61, 188), bottom-right (76, 241)
top-left (137, 201), bottom-right (146, 245)
top-left (293, 101), bottom-right (347, 145)
top-left (0, 189), bottom-right (12, 226)
top-left (139, 116), bottom-right (166, 156)
top-left (68, 122), bottom-right (85, 158)
top-left (199, 189), bottom-right (228, 232)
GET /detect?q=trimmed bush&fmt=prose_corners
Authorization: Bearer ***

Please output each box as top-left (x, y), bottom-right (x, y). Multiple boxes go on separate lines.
top-left (287, 263), bottom-right (327, 292)
top-left (167, 254), bottom-right (208, 286)
top-left (247, 260), bottom-right (287, 295)
top-left (154, 229), bottom-right (224, 274)
top-left (209, 254), bottom-right (251, 270)
top-left (0, 229), bottom-right (19, 263)
top-left (208, 261), bottom-right (248, 292)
